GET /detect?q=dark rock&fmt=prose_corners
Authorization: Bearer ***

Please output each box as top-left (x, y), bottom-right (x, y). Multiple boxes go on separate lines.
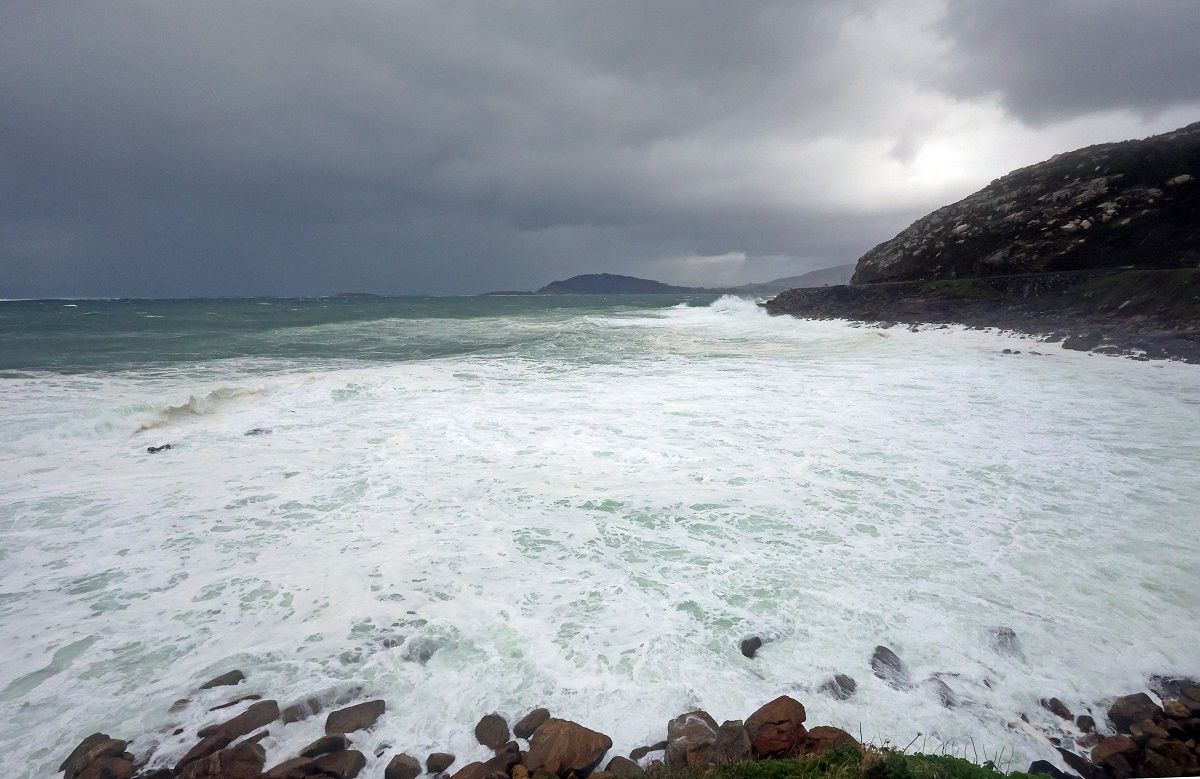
top-left (476, 713), bottom-right (511, 749)
top-left (281, 697), bottom-right (322, 724)
top-left (177, 741), bottom-right (265, 779)
top-left (799, 727), bottom-right (859, 757)
top-left (1056, 747), bottom-right (1100, 779)
top-left (1108, 693), bottom-right (1163, 733)
top-left (198, 670), bottom-right (245, 689)
top-left (427, 753), bottom-right (456, 773)
top-left (605, 756), bottom-right (644, 777)
top-left (522, 718), bottom-right (613, 777)
top-left (265, 756), bottom-right (317, 778)
top-left (135, 770), bottom-right (173, 779)
top-left (300, 734), bottom-right (350, 758)
top-left (484, 742), bottom-right (521, 775)
top-left (386, 754), bottom-right (422, 779)
top-left (177, 735), bottom-right (235, 770)
top-left (210, 694), bottom-right (262, 712)
top-left (197, 700), bottom-right (279, 741)
top-left (926, 677), bottom-right (959, 708)
top-left (711, 720), bottom-right (751, 765)
top-left (1063, 334), bottom-right (1103, 352)
top-left (740, 637), bottom-right (764, 659)
top-left (870, 646), bottom-right (911, 689)
top-left (628, 742), bottom-right (666, 761)
top-left (76, 756), bottom-right (135, 779)
top-left (1041, 697), bottom-right (1073, 720)
top-left (1092, 734), bottom-right (1138, 765)
top-left (450, 763), bottom-right (492, 779)
top-left (1077, 714), bottom-right (1096, 732)
top-left (1143, 737), bottom-right (1198, 776)
top-left (817, 674), bottom-right (857, 700)
top-left (1150, 675), bottom-right (1200, 703)
top-left (325, 699), bottom-right (385, 734)
top-left (1027, 760), bottom-right (1071, 779)
top-left (1129, 718), bottom-right (1170, 742)
top-left (61, 733), bottom-right (119, 779)
top-left (147, 444), bottom-right (172, 454)
top-left (514, 708), bottom-right (551, 739)
top-left (311, 749), bottom-right (367, 779)
top-left (665, 710), bottom-right (718, 767)
top-left (744, 695), bottom-right (808, 757)
top-left (244, 428), bottom-right (272, 436)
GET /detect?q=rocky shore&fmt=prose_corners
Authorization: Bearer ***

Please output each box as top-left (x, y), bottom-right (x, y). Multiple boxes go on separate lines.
top-left (55, 638), bottom-right (1200, 779)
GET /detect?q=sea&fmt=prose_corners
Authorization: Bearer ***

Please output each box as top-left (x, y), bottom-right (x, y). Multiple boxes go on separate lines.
top-left (1, 294), bottom-right (1197, 778)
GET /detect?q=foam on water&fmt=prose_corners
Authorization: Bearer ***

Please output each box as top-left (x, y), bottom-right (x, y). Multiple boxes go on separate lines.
top-left (1, 297), bottom-right (1198, 778)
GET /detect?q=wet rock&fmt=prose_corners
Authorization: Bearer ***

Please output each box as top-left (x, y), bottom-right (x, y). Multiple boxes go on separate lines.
top-left (1144, 737), bottom-right (1199, 776)
top-left (244, 428), bottom-right (272, 436)
top-left (1041, 697), bottom-right (1072, 720)
top-left (178, 735), bottom-right (235, 770)
top-left (800, 727), bottom-right (859, 757)
top-left (1129, 718), bottom-right (1170, 742)
top-left (427, 753), bottom-right (457, 773)
top-left (282, 697), bottom-right (323, 724)
top-left (1108, 693), bottom-right (1162, 733)
top-left (210, 694), bottom-right (262, 712)
top-left (744, 695), bottom-right (807, 757)
top-left (135, 770), bottom-right (173, 779)
top-left (61, 733), bottom-right (120, 779)
top-left (450, 762), bottom-right (491, 779)
top-left (665, 710), bottom-right (718, 767)
top-left (512, 766), bottom-right (530, 779)
top-left (1077, 714), bottom-right (1096, 732)
top-left (198, 670), bottom-right (245, 689)
top-left (740, 637), bottom-right (764, 659)
top-left (515, 708), bottom-right (551, 739)
top-left (605, 756), bottom-right (644, 777)
top-left (177, 741), bottom-right (265, 779)
top-left (197, 700), bottom-right (279, 741)
top-left (300, 734), bottom-right (350, 758)
top-left (1027, 760), bottom-right (1071, 779)
top-left (710, 720), bottom-right (751, 765)
top-left (265, 757), bottom-right (316, 779)
top-left (484, 742), bottom-right (521, 775)
top-left (147, 444), bottom-right (172, 454)
top-left (817, 674), bottom-right (857, 700)
top-left (385, 753), bottom-right (422, 779)
top-left (1056, 747), bottom-right (1101, 779)
top-left (325, 699), bottom-right (385, 734)
top-left (1150, 675), bottom-right (1200, 703)
top-left (926, 677), bottom-right (959, 708)
top-left (312, 749), bottom-right (367, 779)
top-left (76, 756), bottom-right (135, 779)
top-left (1076, 732), bottom-right (1100, 749)
top-left (476, 713), bottom-right (511, 750)
top-left (522, 718), bottom-right (613, 778)
top-left (1092, 734), bottom-right (1138, 765)
top-left (870, 646), bottom-right (911, 689)
top-left (628, 742), bottom-right (666, 761)
top-left (1063, 333), bottom-right (1103, 352)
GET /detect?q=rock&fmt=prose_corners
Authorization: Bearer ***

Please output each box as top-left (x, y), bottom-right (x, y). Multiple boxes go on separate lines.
top-left (177, 741), bottom-right (265, 779)
top-left (61, 734), bottom-right (121, 779)
top-left (514, 708), bottom-right (551, 739)
top-left (605, 756), bottom-right (644, 777)
top-left (665, 710), bottom-right (719, 767)
top-left (870, 646), bottom-right (911, 689)
top-left (178, 735), bottom-right (235, 771)
top-left (136, 770), bottom-right (174, 779)
top-left (1041, 697), bottom-right (1073, 720)
top-left (986, 627), bottom-right (1023, 659)
top-left (817, 674), bottom-right (857, 700)
top-left (265, 757), bottom-right (317, 778)
top-left (210, 694), bottom-right (263, 711)
top-left (1062, 333), bottom-right (1103, 352)
top-left (1077, 714), bottom-right (1096, 732)
top-left (427, 753), bottom-right (456, 773)
top-left (522, 718), bottom-right (613, 778)
top-left (512, 766), bottom-right (530, 779)
top-left (1027, 760), bottom-right (1071, 779)
top-left (244, 427), bottom-right (272, 436)
top-left (1092, 734), bottom-right (1138, 765)
top-left (300, 734), bottom-right (350, 758)
top-left (1108, 693), bottom-right (1162, 733)
top-left (1077, 732), bottom-right (1100, 749)
top-left (926, 677), bottom-right (959, 708)
top-left (744, 695), bottom-right (807, 757)
top-left (197, 700), bottom-right (279, 741)
top-left (76, 756), bottom-right (135, 779)
top-left (1056, 747), bottom-right (1100, 779)
top-left (146, 444), bottom-right (172, 454)
top-left (199, 670), bottom-right (245, 689)
top-left (385, 753), bottom-right (421, 779)
top-left (484, 741), bottom-right (521, 775)
top-left (450, 763), bottom-right (490, 779)
top-left (740, 637), bottom-right (764, 659)
top-left (311, 749), bottom-right (367, 779)
top-left (1144, 737), bottom-right (1198, 776)
top-left (282, 697), bottom-right (322, 724)
top-left (1129, 718), bottom-right (1170, 741)
top-left (325, 699), bottom-right (385, 734)
top-left (1162, 698), bottom-right (1196, 719)
top-left (1166, 174), bottom-right (1194, 186)
top-left (628, 742), bottom-right (666, 761)
top-left (799, 726), bottom-right (859, 757)
top-left (711, 720), bottom-right (751, 764)
top-left (476, 713), bottom-right (511, 749)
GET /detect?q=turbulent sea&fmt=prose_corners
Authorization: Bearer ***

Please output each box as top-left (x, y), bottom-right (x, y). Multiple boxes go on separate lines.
top-left (1, 294), bottom-right (1198, 777)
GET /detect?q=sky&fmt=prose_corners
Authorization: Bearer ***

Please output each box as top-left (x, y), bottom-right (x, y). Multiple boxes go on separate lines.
top-left (3, 1), bottom-right (1199, 297)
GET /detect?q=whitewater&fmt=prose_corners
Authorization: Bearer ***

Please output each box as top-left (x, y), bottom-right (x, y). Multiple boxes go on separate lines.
top-left (0, 295), bottom-right (1197, 778)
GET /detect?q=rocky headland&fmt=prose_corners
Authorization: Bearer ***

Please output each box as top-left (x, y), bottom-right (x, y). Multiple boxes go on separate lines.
top-left (764, 122), bottom-right (1200, 359)
top-left (54, 637), bottom-right (1200, 779)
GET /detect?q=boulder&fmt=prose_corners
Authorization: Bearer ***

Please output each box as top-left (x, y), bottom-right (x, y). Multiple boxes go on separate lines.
top-left (61, 734), bottom-right (124, 779)
top-left (147, 444), bottom-right (173, 454)
top-left (282, 697), bottom-right (322, 724)
top-left (210, 694), bottom-right (263, 712)
top-left (325, 699), bottom-right (386, 734)
top-left (628, 742), bottom-right (666, 761)
top-left (476, 713), bottom-right (511, 749)
top-left (985, 627), bottom-right (1024, 659)
top-left (311, 749), bottom-right (367, 779)
top-left (427, 753), bottom-right (456, 773)
top-left (870, 646), bottom-right (911, 689)
top-left (300, 734), bottom-right (350, 758)
top-left (740, 637), bottom-right (764, 659)
top-left (178, 735), bottom-right (236, 770)
top-left (799, 726), bottom-right (859, 757)
top-left (1076, 714), bottom-right (1096, 732)
top-left (484, 741), bottom-right (521, 775)
top-left (604, 756), bottom-right (643, 777)
top-left (744, 695), bottom-right (807, 757)
top-left (1108, 693), bottom-right (1162, 733)
top-left (385, 753), bottom-right (422, 779)
top-left (925, 677), bottom-right (959, 708)
top-left (1040, 698), bottom-right (1072, 720)
top-left (1129, 718), bottom-right (1170, 741)
top-left (514, 708), bottom-right (551, 739)
top-left (1056, 747), bottom-right (1101, 779)
top-left (1143, 737), bottom-right (1198, 776)
top-left (665, 710), bottom-right (718, 767)
top-left (177, 741), bottom-right (265, 779)
top-left (817, 674), bottom-right (857, 700)
top-left (197, 700), bottom-right (279, 741)
top-left (1092, 734), bottom-right (1138, 765)
top-left (450, 763), bottom-right (491, 779)
top-left (75, 756), bottom-right (134, 779)
top-left (265, 757), bottom-right (318, 779)
top-left (1027, 760), bottom-right (1071, 779)
top-left (522, 718), bottom-right (613, 777)
top-left (198, 670), bottom-right (245, 689)
top-left (711, 720), bottom-right (751, 764)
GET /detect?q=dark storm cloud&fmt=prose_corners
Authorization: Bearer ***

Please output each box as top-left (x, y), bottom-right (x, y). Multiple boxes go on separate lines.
top-left (1, 1), bottom-right (1197, 296)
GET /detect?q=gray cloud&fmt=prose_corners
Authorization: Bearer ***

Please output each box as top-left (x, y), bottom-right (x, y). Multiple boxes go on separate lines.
top-left (2, 1), bottom-right (1197, 296)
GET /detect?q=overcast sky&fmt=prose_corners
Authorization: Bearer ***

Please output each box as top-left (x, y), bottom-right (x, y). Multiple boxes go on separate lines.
top-left (3, 1), bottom-right (1199, 297)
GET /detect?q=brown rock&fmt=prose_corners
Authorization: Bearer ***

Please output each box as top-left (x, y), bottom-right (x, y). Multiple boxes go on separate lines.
top-left (312, 749), bottom-right (367, 779)
top-left (326, 700), bottom-right (386, 734)
top-left (265, 756), bottom-right (317, 778)
top-left (386, 753), bottom-right (422, 779)
top-left (197, 700), bottom-right (279, 741)
top-left (1040, 698), bottom-right (1072, 720)
top-left (589, 773), bottom-right (612, 779)
top-left (1163, 698), bottom-right (1194, 719)
top-left (1105, 754), bottom-right (1134, 779)
top-left (1056, 747), bottom-right (1100, 779)
top-left (199, 670), bottom-right (245, 689)
top-left (522, 718), bottom-right (613, 777)
top-left (1076, 714), bottom-right (1096, 732)
top-left (428, 753), bottom-right (457, 773)
top-left (744, 695), bottom-right (808, 757)
top-left (476, 713), bottom-right (511, 750)
top-left (512, 766), bottom-right (530, 779)
top-left (711, 720), bottom-right (751, 765)
top-left (605, 756), bottom-right (643, 777)
top-left (1108, 693), bottom-right (1162, 733)
top-left (514, 708), bottom-right (551, 739)
top-left (1144, 737), bottom-right (1198, 775)
top-left (177, 741), bottom-right (265, 779)
top-left (1076, 732), bottom-right (1100, 748)
top-left (800, 726), bottom-right (860, 757)
top-left (210, 694), bottom-right (263, 712)
top-left (76, 757), bottom-right (135, 779)
top-left (665, 710), bottom-right (718, 767)
top-left (282, 697), bottom-right (323, 724)
top-left (451, 762), bottom-right (490, 779)
top-left (177, 735), bottom-right (235, 770)
top-left (1092, 734), bottom-right (1138, 765)
top-left (61, 735), bottom-right (125, 779)
top-left (627, 743), bottom-right (665, 761)
top-left (484, 741), bottom-right (521, 774)
top-left (1130, 718), bottom-right (1170, 742)
top-left (300, 734), bottom-right (350, 758)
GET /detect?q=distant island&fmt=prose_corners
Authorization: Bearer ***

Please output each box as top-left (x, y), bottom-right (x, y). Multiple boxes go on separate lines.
top-left (483, 264), bottom-right (854, 297)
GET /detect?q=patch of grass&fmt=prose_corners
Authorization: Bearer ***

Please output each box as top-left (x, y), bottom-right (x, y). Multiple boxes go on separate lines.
top-left (919, 279), bottom-right (1002, 300)
top-left (642, 747), bottom-right (1035, 779)
top-left (1065, 268), bottom-right (1200, 319)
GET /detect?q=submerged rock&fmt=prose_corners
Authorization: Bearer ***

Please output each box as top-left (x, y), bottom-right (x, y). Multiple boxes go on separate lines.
top-left (740, 636), bottom-right (764, 659)
top-left (817, 674), bottom-right (857, 700)
top-left (870, 646), bottom-right (911, 689)
top-left (300, 734), bottom-right (350, 759)
top-left (985, 627), bottom-right (1024, 660)
top-left (198, 670), bottom-right (244, 689)
top-left (1040, 697), bottom-right (1072, 720)
top-left (146, 444), bottom-right (173, 454)
top-left (243, 428), bottom-right (272, 436)
top-left (925, 677), bottom-right (959, 708)
top-left (196, 700), bottom-right (279, 741)
top-left (744, 695), bottom-right (807, 757)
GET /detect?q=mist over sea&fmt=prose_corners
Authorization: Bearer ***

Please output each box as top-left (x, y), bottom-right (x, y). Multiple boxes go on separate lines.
top-left (1, 295), bottom-right (1197, 779)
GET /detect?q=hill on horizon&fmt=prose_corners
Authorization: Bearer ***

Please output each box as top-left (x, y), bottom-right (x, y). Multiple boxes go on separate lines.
top-left (488, 265), bottom-right (856, 296)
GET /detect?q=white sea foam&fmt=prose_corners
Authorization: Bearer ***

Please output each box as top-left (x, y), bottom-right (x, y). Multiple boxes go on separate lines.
top-left (0, 299), bottom-right (1198, 778)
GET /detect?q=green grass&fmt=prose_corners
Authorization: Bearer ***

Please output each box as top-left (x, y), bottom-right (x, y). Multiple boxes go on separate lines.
top-left (642, 747), bottom-right (1036, 779)
top-left (1065, 268), bottom-right (1200, 319)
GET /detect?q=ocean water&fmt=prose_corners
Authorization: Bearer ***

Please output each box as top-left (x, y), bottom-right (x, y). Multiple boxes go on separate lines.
top-left (1, 295), bottom-right (1198, 778)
